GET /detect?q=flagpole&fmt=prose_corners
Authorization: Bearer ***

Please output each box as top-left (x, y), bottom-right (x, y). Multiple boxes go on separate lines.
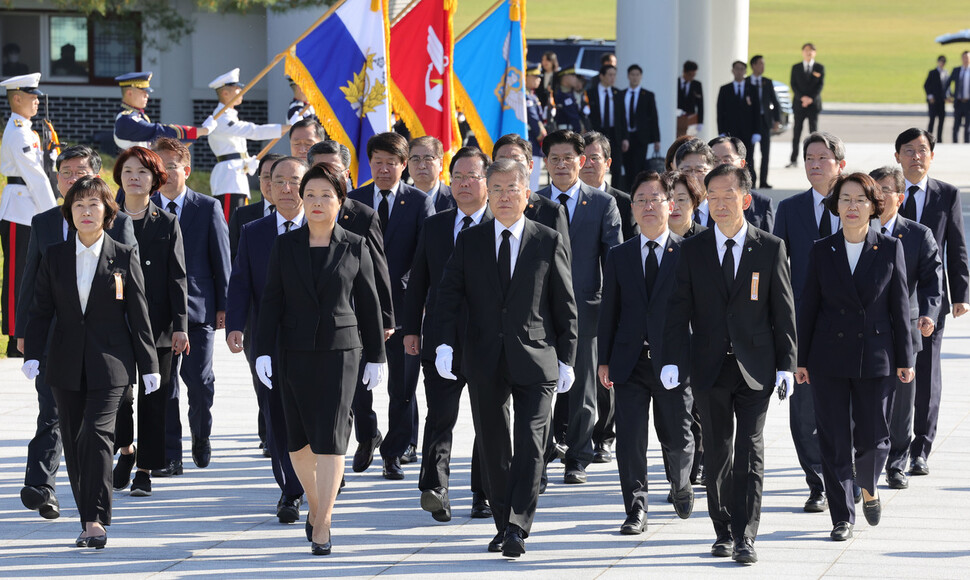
top-left (455, 0), bottom-right (505, 41)
top-left (213, 0), bottom-right (351, 121)
top-left (252, 103), bottom-right (312, 160)
top-left (390, 0), bottom-right (422, 26)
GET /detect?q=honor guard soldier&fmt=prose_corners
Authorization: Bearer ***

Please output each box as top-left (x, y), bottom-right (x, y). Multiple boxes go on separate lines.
top-left (553, 68), bottom-right (588, 133)
top-left (286, 76), bottom-right (318, 123)
top-left (113, 72), bottom-right (217, 150)
top-left (0, 73), bottom-right (57, 355)
top-left (525, 63), bottom-right (547, 191)
top-left (207, 68), bottom-right (293, 222)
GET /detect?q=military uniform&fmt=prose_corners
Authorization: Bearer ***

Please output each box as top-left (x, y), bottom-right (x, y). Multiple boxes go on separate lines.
top-left (0, 74), bottom-right (57, 343)
top-left (286, 99), bottom-right (318, 124)
top-left (113, 72), bottom-right (205, 150)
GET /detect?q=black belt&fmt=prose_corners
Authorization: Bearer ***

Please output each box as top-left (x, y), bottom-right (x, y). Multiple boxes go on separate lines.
top-left (216, 153), bottom-right (244, 162)
top-left (6, 176), bottom-right (25, 185)
top-left (641, 343), bottom-right (651, 359)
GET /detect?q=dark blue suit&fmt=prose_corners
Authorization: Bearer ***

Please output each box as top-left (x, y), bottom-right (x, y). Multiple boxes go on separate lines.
top-left (745, 190), bottom-right (774, 233)
top-left (432, 184), bottom-right (456, 213)
top-left (348, 182), bottom-right (434, 462)
top-left (153, 189), bottom-right (231, 463)
top-left (226, 214), bottom-right (303, 497)
top-left (798, 229), bottom-right (914, 525)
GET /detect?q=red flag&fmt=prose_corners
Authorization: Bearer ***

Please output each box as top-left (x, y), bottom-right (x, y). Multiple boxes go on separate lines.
top-left (389, 0), bottom-right (459, 178)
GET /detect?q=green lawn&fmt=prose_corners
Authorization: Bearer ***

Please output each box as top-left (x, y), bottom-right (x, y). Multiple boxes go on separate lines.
top-left (454, 0), bottom-right (970, 103)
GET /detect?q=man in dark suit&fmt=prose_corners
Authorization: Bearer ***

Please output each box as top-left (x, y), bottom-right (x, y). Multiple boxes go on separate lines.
top-left (716, 60), bottom-right (760, 180)
top-left (434, 158), bottom-right (578, 558)
top-left (923, 55), bottom-right (948, 144)
top-left (677, 60), bottom-right (704, 136)
top-left (409, 136), bottom-right (454, 212)
top-left (788, 43), bottom-right (825, 167)
top-left (403, 147), bottom-right (492, 522)
top-left (622, 64), bottom-right (660, 185)
top-left (151, 138), bottom-right (231, 476)
top-left (538, 130), bottom-right (622, 483)
top-left (869, 165), bottom-right (943, 490)
top-left (598, 171), bottom-right (695, 535)
top-left (586, 65), bottom-right (629, 188)
top-left (893, 128), bottom-right (970, 475)
top-left (348, 131), bottom-right (434, 479)
top-left (14, 145), bottom-right (136, 519)
top-left (948, 51), bottom-right (970, 143)
top-left (493, 134), bottom-right (570, 244)
top-left (581, 131), bottom-right (638, 241)
top-left (773, 131), bottom-right (846, 512)
top-left (229, 154), bottom-right (282, 261)
top-left (709, 137), bottom-right (774, 232)
top-left (663, 164), bottom-right (797, 564)
top-left (746, 55), bottom-right (781, 188)
top-left (226, 156), bottom-right (308, 523)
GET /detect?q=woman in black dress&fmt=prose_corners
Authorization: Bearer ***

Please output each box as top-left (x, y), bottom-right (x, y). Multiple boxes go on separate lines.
top-left (255, 162), bottom-right (386, 555)
top-left (665, 170), bottom-right (706, 239)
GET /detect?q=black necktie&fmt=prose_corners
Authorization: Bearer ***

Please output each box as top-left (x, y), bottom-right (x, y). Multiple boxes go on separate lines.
top-left (901, 185), bottom-right (919, 221)
top-left (460, 216), bottom-right (473, 231)
top-left (283, 220), bottom-right (294, 232)
top-left (644, 241), bottom-right (659, 298)
top-left (378, 189), bottom-right (391, 231)
top-left (629, 90), bottom-right (637, 129)
top-left (881, 226), bottom-right (888, 235)
top-left (167, 201), bottom-right (178, 218)
top-left (268, 204), bottom-right (276, 215)
top-left (498, 230), bottom-right (512, 295)
top-left (722, 239), bottom-right (736, 289)
top-left (819, 203), bottom-right (832, 237)
top-left (558, 193), bottom-right (571, 223)
top-left (604, 89), bottom-right (612, 127)
top-left (736, 82), bottom-right (742, 99)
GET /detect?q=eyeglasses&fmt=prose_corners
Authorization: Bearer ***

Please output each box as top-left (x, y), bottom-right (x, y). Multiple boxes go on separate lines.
top-left (58, 169), bottom-right (93, 180)
top-left (408, 155), bottom-right (439, 165)
top-left (489, 186), bottom-right (523, 197)
top-left (680, 166), bottom-right (709, 175)
top-left (452, 173), bottom-right (484, 183)
top-left (632, 196), bottom-right (669, 207)
top-left (272, 179), bottom-right (302, 188)
top-left (837, 197), bottom-right (871, 207)
top-left (547, 155), bottom-right (578, 167)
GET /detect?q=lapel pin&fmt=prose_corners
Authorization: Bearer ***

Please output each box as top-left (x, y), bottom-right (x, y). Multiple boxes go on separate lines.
top-left (343, 215), bottom-right (349, 220)
top-left (581, 200), bottom-right (587, 205)
top-left (898, 234), bottom-right (902, 239)
top-left (528, 204), bottom-right (534, 209)
top-left (873, 245), bottom-right (878, 250)
top-left (399, 200), bottom-right (405, 205)
top-left (667, 247), bottom-right (673, 253)
top-left (747, 246), bottom-right (752, 252)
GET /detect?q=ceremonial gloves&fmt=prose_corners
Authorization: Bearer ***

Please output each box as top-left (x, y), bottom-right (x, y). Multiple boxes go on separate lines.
top-left (143, 373), bottom-right (162, 395)
top-left (288, 112), bottom-right (303, 126)
top-left (775, 370), bottom-right (795, 399)
top-left (21, 360), bottom-right (39, 380)
top-left (362, 362), bottom-right (387, 391)
top-left (255, 355), bottom-right (273, 388)
top-left (434, 344), bottom-right (457, 380)
top-left (201, 115), bottom-right (218, 133)
top-left (556, 361), bottom-right (575, 393)
top-left (660, 365), bottom-right (680, 390)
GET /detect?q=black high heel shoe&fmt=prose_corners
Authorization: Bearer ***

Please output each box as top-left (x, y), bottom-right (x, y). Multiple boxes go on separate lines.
top-left (87, 534), bottom-right (108, 549)
top-left (311, 539), bottom-right (332, 555)
top-left (305, 520), bottom-right (313, 542)
top-left (75, 534), bottom-right (89, 548)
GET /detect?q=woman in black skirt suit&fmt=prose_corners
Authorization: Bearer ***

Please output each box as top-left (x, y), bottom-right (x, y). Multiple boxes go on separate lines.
top-left (665, 170), bottom-right (706, 239)
top-left (255, 162), bottom-right (386, 555)
top-left (795, 173), bottom-right (915, 541)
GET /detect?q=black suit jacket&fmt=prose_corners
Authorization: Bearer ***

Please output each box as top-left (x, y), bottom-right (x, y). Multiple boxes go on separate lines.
top-left (677, 78), bottom-right (704, 123)
top-left (433, 184), bottom-right (456, 213)
top-left (525, 191), bottom-right (571, 250)
top-left (797, 229), bottom-right (914, 377)
top-left (924, 68), bottom-right (948, 102)
top-left (912, 177), bottom-right (970, 316)
top-left (888, 216), bottom-right (943, 353)
top-left (664, 225), bottom-right (796, 391)
top-left (947, 66), bottom-right (970, 99)
top-left (436, 218), bottom-right (578, 386)
top-left (15, 207), bottom-right (136, 338)
top-left (745, 191), bottom-right (775, 233)
top-left (229, 201), bottom-right (267, 261)
top-left (790, 61), bottom-right (824, 112)
top-left (746, 76), bottom-right (781, 130)
top-left (133, 202), bottom-right (188, 348)
top-left (256, 224), bottom-right (385, 362)
top-left (717, 81), bottom-right (759, 141)
top-left (622, 87), bottom-right (660, 144)
top-left (338, 198), bottom-right (395, 328)
top-left (586, 84), bottom-right (629, 142)
top-left (773, 188), bottom-right (823, 306)
top-left (602, 184), bottom-right (639, 241)
top-left (599, 232), bottom-right (682, 384)
top-left (24, 234), bottom-right (158, 389)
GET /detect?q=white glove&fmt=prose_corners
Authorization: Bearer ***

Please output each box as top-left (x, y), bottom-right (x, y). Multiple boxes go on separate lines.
top-left (660, 365), bottom-right (680, 390)
top-left (143, 373), bottom-right (162, 395)
top-left (22, 359), bottom-right (40, 380)
top-left (49, 150), bottom-right (58, 163)
top-left (201, 115), bottom-right (218, 133)
top-left (676, 108), bottom-right (686, 116)
top-left (243, 156), bottom-right (260, 176)
top-left (751, 133), bottom-right (762, 144)
top-left (556, 361), bottom-right (575, 393)
top-left (775, 370), bottom-right (794, 399)
top-left (695, 123), bottom-right (704, 133)
top-left (288, 112), bottom-right (303, 126)
top-left (255, 355), bottom-right (273, 388)
top-left (362, 362), bottom-right (387, 391)
top-left (434, 344), bottom-right (457, 380)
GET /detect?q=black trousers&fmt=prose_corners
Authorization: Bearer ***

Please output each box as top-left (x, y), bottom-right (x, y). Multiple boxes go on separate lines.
top-left (115, 348), bottom-right (173, 470)
top-left (352, 356), bottom-right (380, 443)
top-left (469, 357), bottom-right (555, 536)
top-left (614, 349), bottom-right (694, 515)
top-left (747, 131), bottom-right (770, 188)
top-left (790, 106), bottom-right (819, 162)
top-left (912, 315), bottom-right (944, 461)
top-left (789, 379), bottom-right (825, 494)
top-left (812, 373), bottom-right (894, 526)
top-left (927, 100), bottom-right (946, 143)
top-left (418, 361), bottom-right (485, 497)
top-left (51, 380), bottom-right (125, 527)
top-left (0, 219), bottom-right (29, 337)
top-left (563, 333), bottom-right (597, 466)
top-left (694, 356), bottom-right (772, 541)
top-left (244, 339), bottom-right (268, 446)
top-left (379, 331), bottom-right (421, 460)
top-left (165, 323), bottom-right (216, 461)
top-left (623, 131), bottom-right (649, 188)
top-left (887, 374), bottom-right (915, 473)
top-left (214, 193), bottom-right (247, 223)
top-left (952, 100), bottom-right (970, 143)
top-left (24, 357), bottom-right (61, 491)
top-left (593, 378), bottom-right (615, 448)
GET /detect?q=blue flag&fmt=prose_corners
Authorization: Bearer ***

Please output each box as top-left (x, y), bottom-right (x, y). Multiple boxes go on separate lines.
top-left (454, 0), bottom-right (528, 156)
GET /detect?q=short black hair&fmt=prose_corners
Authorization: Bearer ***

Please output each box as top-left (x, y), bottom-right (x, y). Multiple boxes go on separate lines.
top-left (802, 131), bottom-right (845, 162)
top-left (598, 64), bottom-right (616, 78)
top-left (299, 162), bottom-right (347, 203)
top-left (894, 127), bottom-right (935, 153)
top-left (582, 131), bottom-right (611, 160)
top-left (629, 171), bottom-right (669, 200)
top-left (869, 165), bottom-right (904, 195)
top-left (270, 155), bottom-right (309, 177)
top-left (366, 131), bottom-right (409, 162)
top-left (708, 135), bottom-right (746, 159)
top-left (494, 133), bottom-right (531, 159)
top-left (449, 146), bottom-right (490, 175)
top-left (56, 145), bottom-right (102, 174)
top-left (704, 163), bottom-right (752, 193)
top-left (802, 42), bottom-right (816, 51)
top-left (675, 139), bottom-right (715, 169)
top-left (541, 129), bottom-right (585, 157)
top-left (62, 176), bottom-right (118, 231)
top-left (627, 64), bottom-right (642, 75)
top-left (289, 118), bottom-right (325, 141)
top-left (825, 172), bottom-right (882, 218)
top-left (732, 60), bottom-right (746, 69)
top-left (257, 153), bottom-right (284, 177)
top-left (750, 54), bottom-right (764, 67)
top-left (600, 53), bottom-right (615, 65)
top-left (308, 140), bottom-right (351, 169)
top-left (683, 60), bottom-right (698, 73)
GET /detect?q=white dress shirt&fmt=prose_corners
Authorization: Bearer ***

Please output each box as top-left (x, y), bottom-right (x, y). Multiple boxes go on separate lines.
top-left (551, 180), bottom-right (581, 223)
top-left (803, 59), bottom-right (815, 74)
top-left (276, 210), bottom-right (305, 235)
top-left (812, 189), bottom-right (840, 233)
top-left (903, 176), bottom-right (929, 223)
top-left (881, 214), bottom-right (898, 236)
top-left (76, 232), bottom-right (105, 314)
top-left (494, 215), bottom-right (526, 274)
top-left (695, 199), bottom-right (710, 226)
top-left (640, 229), bottom-right (670, 275)
top-left (426, 181), bottom-right (441, 205)
top-left (263, 199), bottom-right (274, 217)
top-left (160, 188), bottom-right (188, 220)
top-left (714, 221), bottom-right (748, 277)
top-left (372, 182), bottom-right (401, 219)
top-left (454, 205), bottom-right (487, 242)
top-left (845, 240), bottom-right (864, 274)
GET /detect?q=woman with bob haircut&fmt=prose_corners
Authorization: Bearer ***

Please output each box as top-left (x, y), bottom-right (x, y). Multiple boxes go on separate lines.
top-left (664, 170), bottom-right (706, 239)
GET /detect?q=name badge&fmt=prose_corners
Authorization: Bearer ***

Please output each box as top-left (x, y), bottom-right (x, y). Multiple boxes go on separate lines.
top-left (114, 272), bottom-right (123, 300)
top-left (750, 272), bottom-right (760, 301)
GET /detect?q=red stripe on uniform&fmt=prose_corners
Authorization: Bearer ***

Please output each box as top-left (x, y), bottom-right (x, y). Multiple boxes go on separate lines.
top-left (223, 195), bottom-right (231, 222)
top-left (8, 223), bottom-right (15, 333)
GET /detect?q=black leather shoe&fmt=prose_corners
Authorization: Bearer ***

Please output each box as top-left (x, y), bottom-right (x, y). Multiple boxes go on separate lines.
top-left (87, 534), bottom-right (107, 549)
top-left (887, 469), bottom-right (909, 489)
top-left (853, 485), bottom-right (863, 505)
top-left (831, 521), bottom-right (853, 541)
top-left (277, 494), bottom-right (302, 523)
top-left (130, 471), bottom-right (152, 497)
top-left (863, 496), bottom-right (881, 526)
top-left (420, 488), bottom-right (451, 522)
top-left (400, 444), bottom-right (418, 465)
top-left (761, 184), bottom-right (773, 189)
top-left (487, 530), bottom-right (504, 552)
top-left (786, 161), bottom-right (798, 168)
top-left (563, 462), bottom-right (587, 484)
top-left (666, 491), bottom-right (673, 503)
top-left (554, 442), bottom-right (568, 461)
top-left (672, 485), bottom-right (694, 519)
top-left (592, 442), bottom-right (613, 463)
top-left (75, 533), bottom-right (89, 548)
top-left (262, 446), bottom-right (272, 458)
top-left (620, 507), bottom-right (646, 535)
top-left (539, 471), bottom-right (548, 495)
top-left (804, 490), bottom-right (827, 512)
top-left (382, 456), bottom-right (404, 480)
top-left (191, 436), bottom-right (211, 468)
top-left (352, 432), bottom-right (383, 473)
top-left (711, 533), bottom-right (733, 557)
top-left (502, 525), bottom-right (526, 558)
top-left (21, 485), bottom-right (60, 519)
top-left (151, 459), bottom-right (183, 477)
top-left (910, 456), bottom-right (929, 476)
top-left (691, 464), bottom-right (706, 486)
top-left (470, 492), bottom-right (492, 518)
top-left (311, 540), bottom-right (332, 555)
top-left (113, 447), bottom-right (137, 490)
top-left (732, 537), bottom-right (757, 564)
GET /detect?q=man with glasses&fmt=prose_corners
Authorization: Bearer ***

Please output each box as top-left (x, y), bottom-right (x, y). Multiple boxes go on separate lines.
top-left (674, 140), bottom-right (716, 227)
top-left (14, 145), bottom-right (136, 520)
top-left (409, 136), bottom-right (454, 213)
top-left (709, 136), bottom-right (774, 232)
